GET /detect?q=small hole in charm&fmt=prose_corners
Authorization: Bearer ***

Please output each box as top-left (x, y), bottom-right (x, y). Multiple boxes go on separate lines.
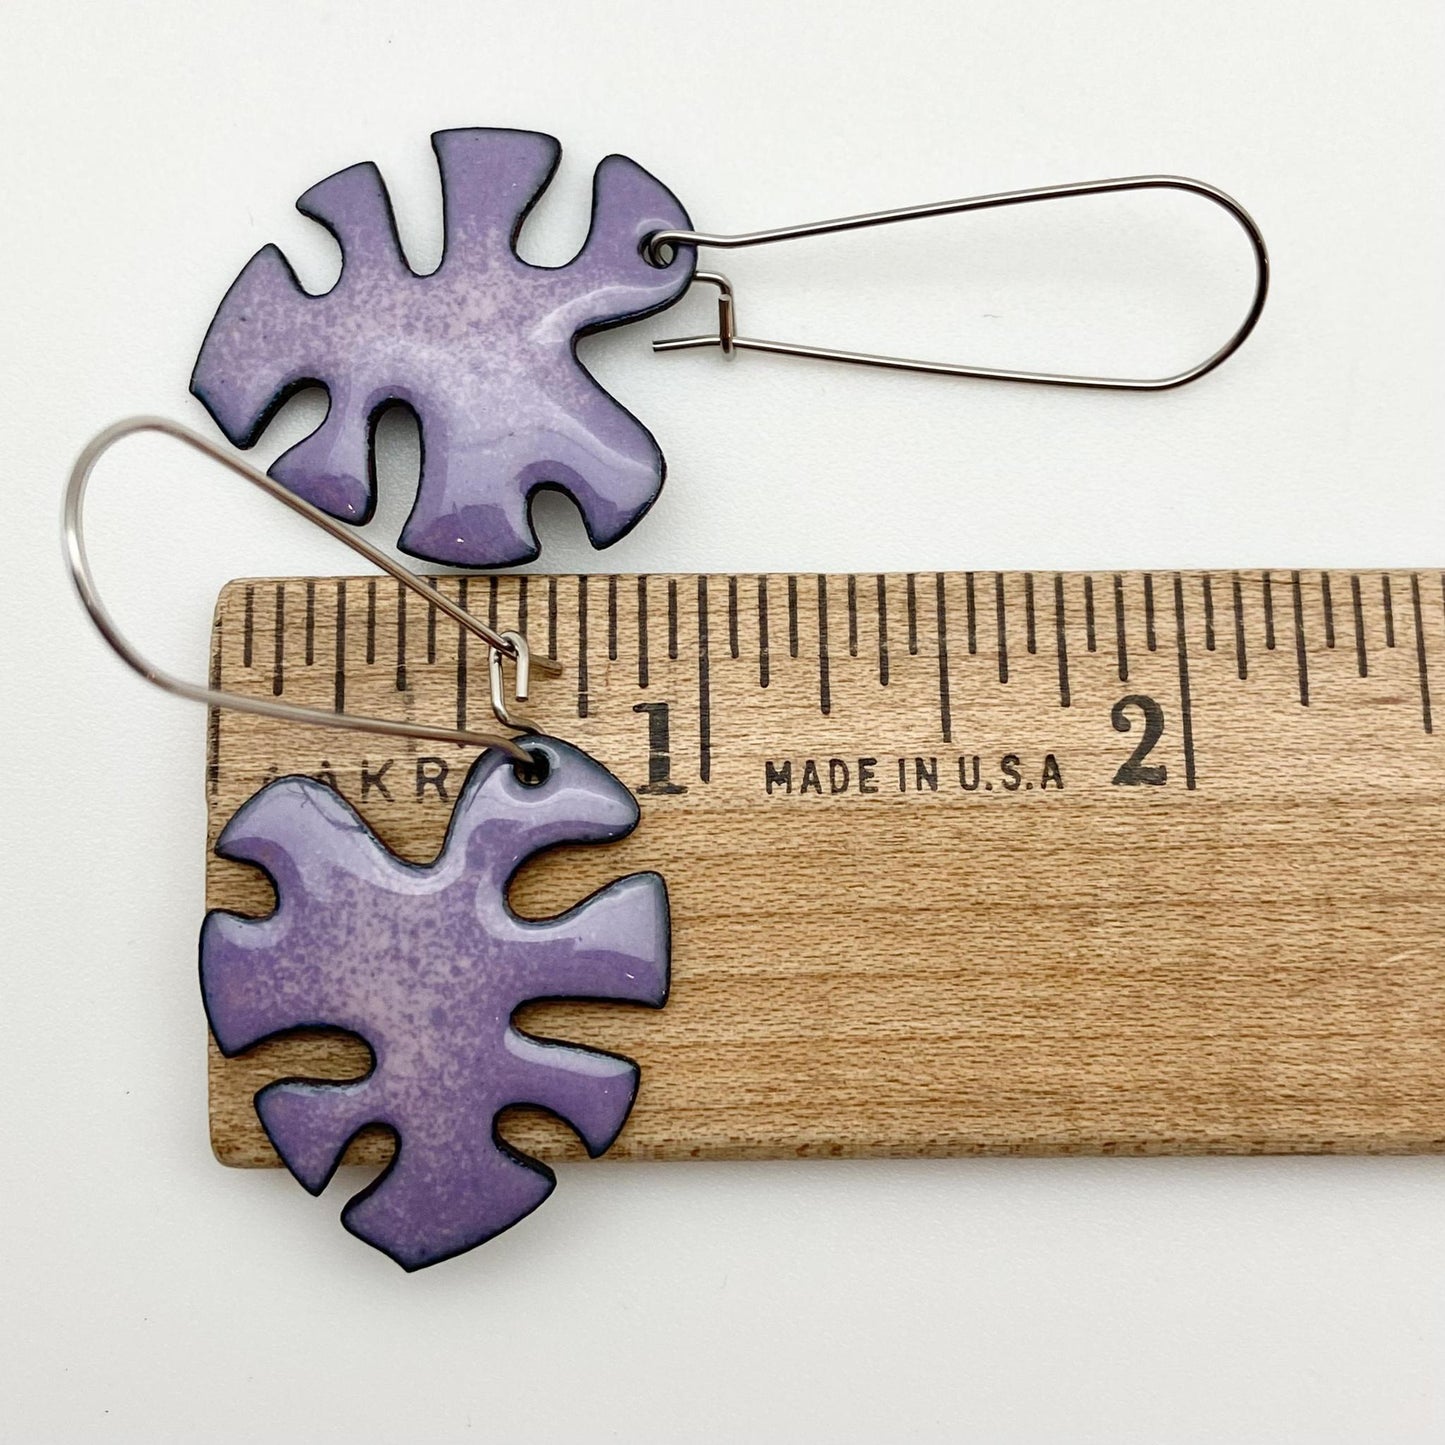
top-left (514, 747), bottom-right (552, 787)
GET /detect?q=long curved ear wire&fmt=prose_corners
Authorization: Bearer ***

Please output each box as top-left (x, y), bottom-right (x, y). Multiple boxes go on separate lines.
top-left (63, 416), bottom-right (562, 760)
top-left (649, 174), bottom-right (1268, 389)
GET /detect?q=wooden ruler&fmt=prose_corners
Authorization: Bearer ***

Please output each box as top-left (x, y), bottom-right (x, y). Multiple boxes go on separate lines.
top-left (207, 569), bottom-right (1445, 1166)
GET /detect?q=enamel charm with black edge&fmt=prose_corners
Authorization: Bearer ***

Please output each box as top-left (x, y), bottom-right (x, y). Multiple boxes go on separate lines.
top-left (65, 421), bottom-right (669, 1271)
top-left (190, 128), bottom-right (1267, 569)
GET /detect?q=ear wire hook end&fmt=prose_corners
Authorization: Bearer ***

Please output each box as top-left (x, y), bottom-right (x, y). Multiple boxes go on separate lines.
top-left (652, 272), bottom-right (738, 358)
top-left (489, 630), bottom-right (541, 733)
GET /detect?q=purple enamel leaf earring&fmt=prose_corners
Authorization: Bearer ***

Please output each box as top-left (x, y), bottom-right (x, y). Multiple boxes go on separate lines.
top-left (65, 419), bottom-right (667, 1270)
top-left (192, 128), bottom-right (696, 569)
top-left (191, 147), bottom-right (1269, 571)
top-left (202, 736), bottom-right (669, 1271)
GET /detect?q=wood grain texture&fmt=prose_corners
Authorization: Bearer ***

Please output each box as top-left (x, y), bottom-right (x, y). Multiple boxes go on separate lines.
top-left (206, 570), bottom-right (1445, 1167)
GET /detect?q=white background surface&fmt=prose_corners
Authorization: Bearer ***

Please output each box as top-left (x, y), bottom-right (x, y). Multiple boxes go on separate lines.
top-left (3, 3), bottom-right (1444, 1440)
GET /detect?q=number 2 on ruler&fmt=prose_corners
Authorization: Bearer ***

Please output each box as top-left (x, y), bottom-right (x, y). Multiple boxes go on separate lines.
top-left (1112, 694), bottom-right (1168, 786)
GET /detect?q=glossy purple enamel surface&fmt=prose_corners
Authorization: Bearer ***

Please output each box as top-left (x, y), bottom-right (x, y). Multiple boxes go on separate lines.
top-left (200, 737), bottom-right (670, 1270)
top-left (191, 128), bottom-right (694, 567)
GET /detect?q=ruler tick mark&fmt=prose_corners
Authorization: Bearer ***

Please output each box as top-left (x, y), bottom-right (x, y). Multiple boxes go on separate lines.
top-left (1054, 573), bottom-right (1071, 708)
top-left (1321, 571), bottom-right (1336, 648)
top-left (966, 572), bottom-right (978, 655)
top-left (242, 585), bottom-right (255, 668)
top-left (518, 575), bottom-right (529, 644)
top-left (668, 579), bottom-right (679, 661)
top-left (1383, 575), bottom-right (1396, 647)
top-left (817, 575), bottom-right (831, 717)
top-left (1351, 574), bottom-right (1367, 676)
top-left (995, 573), bottom-right (1009, 684)
top-left (637, 576), bottom-right (650, 688)
top-left (906, 573), bottom-right (918, 655)
top-left (395, 583), bottom-right (407, 692)
top-left (1144, 573), bottom-right (1157, 652)
top-left (698, 576), bottom-right (712, 779)
top-left (305, 580), bottom-right (316, 665)
top-left (935, 573), bottom-right (951, 741)
top-left (454, 577), bottom-right (466, 732)
top-left (1202, 574), bottom-right (1216, 651)
top-left (577, 575), bottom-right (589, 719)
top-left (846, 574), bottom-right (858, 658)
top-left (728, 575), bottom-right (740, 660)
top-left (1113, 574), bottom-right (1129, 683)
top-left (272, 583), bottom-right (285, 695)
top-left (607, 575), bottom-right (618, 662)
top-left (547, 578), bottom-right (558, 661)
top-left (366, 577), bottom-right (377, 665)
top-left (1024, 573), bottom-right (1037, 654)
top-left (1231, 573), bottom-right (1248, 680)
top-left (1084, 575), bottom-right (1097, 652)
top-left (875, 574), bottom-right (889, 686)
top-left (758, 576), bottom-right (771, 688)
top-left (1291, 571), bottom-right (1310, 706)
top-left (426, 582), bottom-right (437, 665)
top-left (788, 575), bottom-right (799, 659)
top-left (1174, 574), bottom-right (1197, 790)
top-left (1263, 571), bottom-right (1276, 650)
top-left (335, 579), bottom-right (347, 716)
top-left (1412, 573), bottom-right (1432, 734)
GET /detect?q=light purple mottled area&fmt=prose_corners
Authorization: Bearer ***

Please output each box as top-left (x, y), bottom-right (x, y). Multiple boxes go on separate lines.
top-left (200, 736), bottom-right (670, 1271)
top-left (191, 128), bottom-right (695, 567)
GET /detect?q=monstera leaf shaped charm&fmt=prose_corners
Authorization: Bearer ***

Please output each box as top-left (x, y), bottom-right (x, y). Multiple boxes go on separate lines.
top-left (201, 736), bottom-right (670, 1270)
top-left (191, 128), bottom-right (695, 568)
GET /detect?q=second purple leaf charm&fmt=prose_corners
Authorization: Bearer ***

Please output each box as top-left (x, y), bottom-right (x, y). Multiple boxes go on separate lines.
top-left (191, 128), bottom-right (695, 568)
top-left (201, 736), bottom-right (670, 1271)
